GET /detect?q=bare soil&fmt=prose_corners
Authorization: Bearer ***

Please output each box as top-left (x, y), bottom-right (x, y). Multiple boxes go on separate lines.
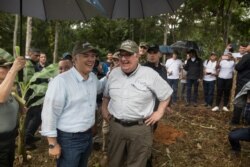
top-left (14, 101), bottom-right (250, 167)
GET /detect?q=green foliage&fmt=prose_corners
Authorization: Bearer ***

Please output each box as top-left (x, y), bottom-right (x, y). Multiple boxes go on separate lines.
top-left (0, 0), bottom-right (249, 61)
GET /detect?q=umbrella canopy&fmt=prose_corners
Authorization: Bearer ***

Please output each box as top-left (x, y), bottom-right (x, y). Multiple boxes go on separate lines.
top-left (0, 0), bottom-right (105, 20)
top-left (99, 0), bottom-right (184, 19)
top-left (159, 45), bottom-right (173, 54)
top-left (171, 40), bottom-right (201, 54)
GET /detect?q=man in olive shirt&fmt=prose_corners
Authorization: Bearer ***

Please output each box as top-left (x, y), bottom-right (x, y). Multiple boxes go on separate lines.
top-left (102, 40), bottom-right (173, 167)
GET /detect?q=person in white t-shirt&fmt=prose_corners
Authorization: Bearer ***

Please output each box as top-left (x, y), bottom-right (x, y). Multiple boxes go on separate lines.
top-left (203, 52), bottom-right (217, 108)
top-left (165, 51), bottom-right (182, 104)
top-left (212, 52), bottom-right (235, 112)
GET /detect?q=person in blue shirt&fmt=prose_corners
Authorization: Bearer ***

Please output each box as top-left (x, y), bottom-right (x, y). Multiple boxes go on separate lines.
top-left (41, 42), bottom-right (106, 167)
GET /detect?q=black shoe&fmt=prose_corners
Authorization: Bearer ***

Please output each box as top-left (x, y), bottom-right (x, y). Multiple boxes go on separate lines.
top-left (32, 136), bottom-right (41, 143)
top-left (25, 143), bottom-right (37, 150)
top-left (193, 103), bottom-right (198, 107)
top-left (203, 103), bottom-right (208, 107)
top-left (185, 103), bottom-right (190, 106)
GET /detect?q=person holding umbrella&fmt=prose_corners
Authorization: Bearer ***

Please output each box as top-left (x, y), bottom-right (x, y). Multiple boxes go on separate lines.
top-left (0, 52), bottom-right (26, 167)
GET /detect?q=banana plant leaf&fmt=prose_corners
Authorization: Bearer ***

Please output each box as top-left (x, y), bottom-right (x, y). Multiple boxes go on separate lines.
top-left (29, 63), bottom-right (59, 83)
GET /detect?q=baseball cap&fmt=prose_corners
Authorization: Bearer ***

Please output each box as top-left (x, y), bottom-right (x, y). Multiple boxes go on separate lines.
top-left (147, 44), bottom-right (159, 53)
top-left (61, 52), bottom-right (72, 61)
top-left (139, 42), bottom-right (149, 49)
top-left (0, 48), bottom-right (14, 67)
top-left (119, 40), bottom-right (139, 54)
top-left (112, 52), bottom-right (120, 59)
top-left (72, 42), bottom-right (98, 56)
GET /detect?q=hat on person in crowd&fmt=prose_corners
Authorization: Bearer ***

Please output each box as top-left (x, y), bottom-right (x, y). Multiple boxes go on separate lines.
top-left (72, 42), bottom-right (98, 56)
top-left (61, 52), bottom-right (72, 61)
top-left (119, 40), bottom-right (139, 54)
top-left (147, 44), bottom-right (160, 53)
top-left (139, 42), bottom-right (149, 49)
top-left (210, 52), bottom-right (216, 56)
top-left (0, 48), bottom-right (14, 67)
top-left (112, 51), bottom-right (120, 60)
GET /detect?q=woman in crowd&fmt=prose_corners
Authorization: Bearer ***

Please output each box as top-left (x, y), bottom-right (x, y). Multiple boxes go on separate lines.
top-left (0, 54), bottom-right (25, 167)
top-left (203, 52), bottom-right (217, 108)
top-left (212, 52), bottom-right (235, 112)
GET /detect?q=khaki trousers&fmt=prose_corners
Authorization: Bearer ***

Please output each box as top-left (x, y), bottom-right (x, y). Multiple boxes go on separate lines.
top-left (108, 119), bottom-right (153, 167)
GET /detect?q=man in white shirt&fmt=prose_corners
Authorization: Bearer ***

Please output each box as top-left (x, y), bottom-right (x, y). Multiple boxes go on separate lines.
top-left (41, 42), bottom-right (106, 167)
top-left (102, 40), bottom-right (173, 167)
top-left (165, 51), bottom-right (182, 104)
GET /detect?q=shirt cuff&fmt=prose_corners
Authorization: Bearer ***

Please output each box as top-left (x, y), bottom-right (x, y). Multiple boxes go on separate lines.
top-left (40, 130), bottom-right (57, 137)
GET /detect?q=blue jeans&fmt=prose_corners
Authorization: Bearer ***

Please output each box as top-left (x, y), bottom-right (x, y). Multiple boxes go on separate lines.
top-left (203, 80), bottom-right (215, 106)
top-left (57, 129), bottom-right (92, 167)
top-left (228, 128), bottom-right (250, 151)
top-left (167, 79), bottom-right (179, 103)
top-left (186, 79), bottom-right (199, 103)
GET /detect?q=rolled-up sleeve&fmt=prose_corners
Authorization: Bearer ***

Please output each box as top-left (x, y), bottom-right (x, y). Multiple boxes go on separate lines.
top-left (40, 77), bottom-right (66, 137)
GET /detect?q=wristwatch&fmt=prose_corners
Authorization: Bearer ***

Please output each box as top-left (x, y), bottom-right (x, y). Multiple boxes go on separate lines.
top-left (48, 143), bottom-right (56, 149)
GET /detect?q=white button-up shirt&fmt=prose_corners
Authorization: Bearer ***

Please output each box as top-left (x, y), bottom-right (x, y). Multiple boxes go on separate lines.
top-left (104, 65), bottom-right (173, 121)
top-left (41, 67), bottom-right (106, 137)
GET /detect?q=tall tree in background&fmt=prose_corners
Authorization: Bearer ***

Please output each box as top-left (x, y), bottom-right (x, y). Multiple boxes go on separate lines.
top-left (25, 17), bottom-right (32, 55)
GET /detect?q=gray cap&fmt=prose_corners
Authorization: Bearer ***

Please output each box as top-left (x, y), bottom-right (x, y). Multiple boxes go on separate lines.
top-left (72, 42), bottom-right (98, 56)
top-left (119, 40), bottom-right (139, 54)
top-left (0, 48), bottom-right (14, 67)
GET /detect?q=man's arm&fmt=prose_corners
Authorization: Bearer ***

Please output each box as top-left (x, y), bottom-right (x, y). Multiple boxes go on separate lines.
top-left (101, 96), bottom-right (111, 122)
top-left (235, 55), bottom-right (249, 72)
top-left (145, 97), bottom-right (170, 126)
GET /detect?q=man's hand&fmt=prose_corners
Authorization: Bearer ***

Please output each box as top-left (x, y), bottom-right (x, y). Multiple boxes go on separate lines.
top-left (145, 111), bottom-right (164, 126)
top-left (49, 143), bottom-right (61, 159)
top-left (11, 56), bottom-right (26, 73)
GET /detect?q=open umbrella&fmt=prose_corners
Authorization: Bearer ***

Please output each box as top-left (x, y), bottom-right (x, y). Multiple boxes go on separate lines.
top-left (171, 40), bottom-right (201, 54)
top-left (98, 0), bottom-right (184, 19)
top-left (0, 0), bottom-right (105, 20)
top-left (0, 0), bottom-right (106, 80)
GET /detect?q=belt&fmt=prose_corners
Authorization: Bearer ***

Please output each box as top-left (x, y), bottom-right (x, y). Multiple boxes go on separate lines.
top-left (113, 117), bottom-right (145, 127)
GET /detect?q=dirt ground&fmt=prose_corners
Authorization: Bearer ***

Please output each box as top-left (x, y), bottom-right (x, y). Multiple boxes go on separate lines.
top-left (14, 101), bottom-right (250, 167)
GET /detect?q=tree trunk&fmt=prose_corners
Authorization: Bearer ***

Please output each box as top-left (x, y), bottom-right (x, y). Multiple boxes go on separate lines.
top-left (17, 113), bottom-right (27, 163)
top-left (25, 17), bottom-right (32, 56)
top-left (53, 22), bottom-right (59, 63)
top-left (13, 15), bottom-right (19, 57)
top-left (162, 14), bottom-right (169, 64)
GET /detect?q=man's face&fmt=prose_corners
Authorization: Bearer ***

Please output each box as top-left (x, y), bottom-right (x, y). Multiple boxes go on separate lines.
top-left (58, 60), bottom-right (73, 74)
top-left (39, 53), bottom-right (47, 64)
top-left (210, 55), bottom-right (217, 61)
top-left (30, 52), bottom-right (40, 62)
top-left (139, 46), bottom-right (148, 55)
top-left (107, 53), bottom-right (113, 62)
top-left (172, 53), bottom-right (177, 60)
top-left (119, 50), bottom-right (139, 73)
top-left (147, 51), bottom-right (160, 64)
top-left (74, 51), bottom-right (96, 76)
top-left (239, 46), bottom-right (246, 55)
top-left (0, 67), bottom-right (9, 84)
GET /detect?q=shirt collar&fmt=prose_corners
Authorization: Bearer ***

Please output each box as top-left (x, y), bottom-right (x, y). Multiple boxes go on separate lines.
top-left (122, 64), bottom-right (141, 77)
top-left (71, 66), bottom-right (92, 82)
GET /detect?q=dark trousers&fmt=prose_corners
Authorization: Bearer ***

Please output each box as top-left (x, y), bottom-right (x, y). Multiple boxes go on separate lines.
top-left (186, 79), bottom-right (199, 103)
top-left (203, 80), bottom-right (215, 106)
top-left (167, 79), bottom-right (179, 103)
top-left (228, 128), bottom-right (250, 151)
top-left (24, 105), bottom-right (42, 144)
top-left (231, 84), bottom-right (245, 124)
top-left (0, 129), bottom-right (17, 167)
top-left (57, 129), bottom-right (92, 167)
top-left (215, 78), bottom-right (232, 107)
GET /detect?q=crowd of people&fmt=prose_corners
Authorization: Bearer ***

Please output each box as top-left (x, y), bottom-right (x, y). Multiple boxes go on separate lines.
top-left (0, 40), bottom-right (250, 167)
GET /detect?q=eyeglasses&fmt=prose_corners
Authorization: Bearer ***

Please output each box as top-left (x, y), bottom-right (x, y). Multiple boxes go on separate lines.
top-left (119, 52), bottom-right (133, 58)
top-left (140, 46), bottom-right (147, 49)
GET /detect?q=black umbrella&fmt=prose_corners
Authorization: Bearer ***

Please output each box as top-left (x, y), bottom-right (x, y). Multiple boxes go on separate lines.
top-left (171, 40), bottom-right (201, 55)
top-left (0, 0), bottom-right (105, 80)
top-left (98, 0), bottom-right (184, 19)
